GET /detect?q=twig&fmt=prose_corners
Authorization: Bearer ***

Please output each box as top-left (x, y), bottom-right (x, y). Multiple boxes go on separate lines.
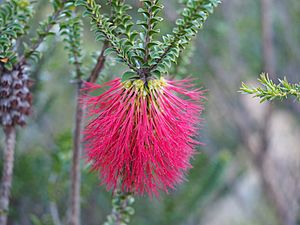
top-left (87, 42), bottom-right (109, 83)
top-left (142, 1), bottom-right (154, 63)
top-left (149, 44), bottom-right (172, 71)
top-left (0, 127), bottom-right (17, 225)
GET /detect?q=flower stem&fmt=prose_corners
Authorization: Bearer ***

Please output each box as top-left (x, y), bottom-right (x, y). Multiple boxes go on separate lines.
top-left (0, 127), bottom-right (16, 225)
top-left (103, 191), bottom-right (135, 225)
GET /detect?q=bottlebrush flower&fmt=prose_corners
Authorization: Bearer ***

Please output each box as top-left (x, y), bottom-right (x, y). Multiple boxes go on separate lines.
top-left (82, 77), bottom-right (205, 196)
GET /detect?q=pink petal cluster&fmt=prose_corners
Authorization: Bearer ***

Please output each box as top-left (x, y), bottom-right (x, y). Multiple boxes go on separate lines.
top-left (82, 78), bottom-right (205, 196)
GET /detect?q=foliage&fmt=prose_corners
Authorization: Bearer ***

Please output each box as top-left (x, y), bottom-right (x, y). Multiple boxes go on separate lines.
top-left (60, 0), bottom-right (134, 81)
top-left (0, 0), bottom-right (33, 70)
top-left (23, 0), bottom-right (75, 64)
top-left (240, 73), bottom-right (300, 102)
top-left (60, 4), bottom-right (85, 79)
top-left (75, 0), bottom-right (220, 81)
top-left (76, 0), bottom-right (137, 72)
top-left (110, 0), bottom-right (135, 37)
top-left (150, 0), bottom-right (220, 75)
top-left (0, 0), bottom-right (71, 71)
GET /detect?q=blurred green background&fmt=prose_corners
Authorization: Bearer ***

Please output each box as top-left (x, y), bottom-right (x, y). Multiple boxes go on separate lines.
top-left (1, 0), bottom-right (300, 224)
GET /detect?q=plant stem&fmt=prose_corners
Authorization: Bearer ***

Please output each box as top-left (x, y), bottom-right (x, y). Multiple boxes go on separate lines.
top-left (87, 42), bottom-right (109, 83)
top-left (103, 191), bottom-right (135, 225)
top-left (142, 1), bottom-right (154, 63)
top-left (0, 127), bottom-right (16, 225)
top-left (70, 81), bottom-right (84, 225)
top-left (69, 42), bottom-right (108, 225)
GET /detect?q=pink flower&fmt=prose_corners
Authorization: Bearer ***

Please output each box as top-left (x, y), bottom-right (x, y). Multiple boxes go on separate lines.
top-left (82, 78), bottom-right (205, 196)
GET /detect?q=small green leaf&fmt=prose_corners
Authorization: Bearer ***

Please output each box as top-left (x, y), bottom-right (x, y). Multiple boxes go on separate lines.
top-left (152, 70), bottom-right (161, 79)
top-left (104, 47), bottom-right (115, 56)
top-left (121, 71), bottom-right (139, 82)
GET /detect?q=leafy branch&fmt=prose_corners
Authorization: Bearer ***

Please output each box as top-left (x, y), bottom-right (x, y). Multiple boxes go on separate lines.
top-left (110, 0), bottom-right (135, 38)
top-left (76, 0), bottom-right (138, 72)
top-left (60, 9), bottom-right (84, 80)
top-left (0, 0), bottom-right (72, 70)
top-left (149, 0), bottom-right (220, 74)
top-left (240, 73), bottom-right (300, 102)
top-left (86, 0), bottom-right (135, 82)
top-left (137, 0), bottom-right (163, 66)
top-left (76, 0), bottom-right (220, 82)
top-left (20, 0), bottom-right (71, 65)
top-left (0, 0), bottom-right (33, 70)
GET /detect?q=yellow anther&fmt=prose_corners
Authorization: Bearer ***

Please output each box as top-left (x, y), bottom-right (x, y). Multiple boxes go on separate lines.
top-left (123, 80), bottom-right (132, 89)
top-left (122, 78), bottom-right (166, 97)
top-left (18, 0), bottom-right (29, 8)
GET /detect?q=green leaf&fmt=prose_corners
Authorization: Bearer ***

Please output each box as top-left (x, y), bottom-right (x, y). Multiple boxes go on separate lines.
top-left (4, 61), bottom-right (13, 71)
top-left (121, 71), bottom-right (139, 82)
top-left (104, 47), bottom-right (115, 56)
top-left (152, 70), bottom-right (161, 79)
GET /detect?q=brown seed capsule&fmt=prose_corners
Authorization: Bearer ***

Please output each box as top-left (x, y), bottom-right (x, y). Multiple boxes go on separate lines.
top-left (2, 113), bottom-right (12, 126)
top-left (0, 88), bottom-right (10, 97)
top-left (13, 80), bottom-right (23, 89)
top-left (0, 65), bottom-right (33, 128)
top-left (0, 99), bottom-right (11, 112)
top-left (11, 111), bottom-right (20, 125)
top-left (17, 115), bottom-right (26, 126)
top-left (10, 97), bottom-right (20, 109)
top-left (1, 74), bottom-right (12, 87)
